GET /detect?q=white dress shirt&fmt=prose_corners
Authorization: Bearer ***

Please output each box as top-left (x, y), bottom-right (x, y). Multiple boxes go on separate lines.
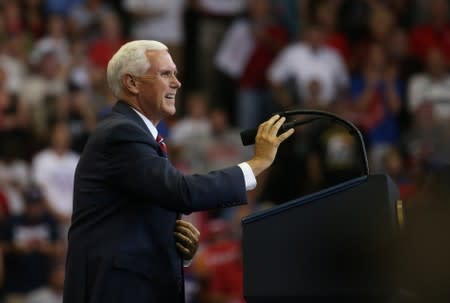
top-left (131, 108), bottom-right (257, 191)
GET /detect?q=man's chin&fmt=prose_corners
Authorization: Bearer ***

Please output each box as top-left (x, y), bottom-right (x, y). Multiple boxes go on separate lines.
top-left (165, 107), bottom-right (176, 116)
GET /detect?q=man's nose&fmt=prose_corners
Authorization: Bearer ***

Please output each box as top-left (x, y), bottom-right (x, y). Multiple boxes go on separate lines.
top-left (171, 75), bottom-right (181, 88)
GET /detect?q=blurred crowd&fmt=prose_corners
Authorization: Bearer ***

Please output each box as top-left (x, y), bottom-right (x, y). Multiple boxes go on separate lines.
top-left (0, 0), bottom-right (449, 302)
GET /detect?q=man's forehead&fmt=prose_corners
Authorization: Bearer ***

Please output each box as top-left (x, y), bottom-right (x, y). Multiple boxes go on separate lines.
top-left (146, 50), bottom-right (177, 70)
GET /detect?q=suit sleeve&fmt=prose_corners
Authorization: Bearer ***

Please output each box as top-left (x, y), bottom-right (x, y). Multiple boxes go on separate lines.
top-left (103, 121), bottom-right (247, 213)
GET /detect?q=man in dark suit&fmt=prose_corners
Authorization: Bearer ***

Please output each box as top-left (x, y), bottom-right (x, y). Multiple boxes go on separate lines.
top-left (63, 40), bottom-right (294, 303)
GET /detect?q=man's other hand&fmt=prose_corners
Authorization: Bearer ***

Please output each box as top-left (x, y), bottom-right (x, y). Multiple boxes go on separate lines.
top-left (174, 220), bottom-right (200, 260)
top-left (247, 115), bottom-right (294, 176)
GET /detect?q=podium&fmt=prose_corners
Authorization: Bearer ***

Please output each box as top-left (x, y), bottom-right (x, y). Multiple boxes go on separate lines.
top-left (242, 174), bottom-right (401, 302)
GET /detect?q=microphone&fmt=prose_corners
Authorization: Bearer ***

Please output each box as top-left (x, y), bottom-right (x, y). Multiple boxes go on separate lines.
top-left (239, 109), bottom-right (369, 176)
top-left (240, 118), bottom-right (321, 146)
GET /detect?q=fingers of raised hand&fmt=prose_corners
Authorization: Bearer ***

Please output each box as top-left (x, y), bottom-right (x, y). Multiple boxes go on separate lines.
top-left (258, 115), bottom-right (291, 145)
top-left (267, 114), bottom-right (281, 125)
top-left (259, 114), bottom-right (280, 133)
top-left (271, 116), bottom-right (286, 136)
top-left (277, 128), bottom-right (295, 143)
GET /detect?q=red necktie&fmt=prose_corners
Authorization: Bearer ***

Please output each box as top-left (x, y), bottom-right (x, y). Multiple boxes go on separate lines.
top-left (156, 134), bottom-right (168, 156)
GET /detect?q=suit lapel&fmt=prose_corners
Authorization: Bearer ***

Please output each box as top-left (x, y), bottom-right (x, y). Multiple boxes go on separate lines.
top-left (112, 100), bottom-right (168, 158)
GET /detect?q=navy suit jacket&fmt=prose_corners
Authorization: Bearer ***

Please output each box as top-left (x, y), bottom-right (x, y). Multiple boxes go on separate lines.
top-left (63, 101), bottom-right (247, 303)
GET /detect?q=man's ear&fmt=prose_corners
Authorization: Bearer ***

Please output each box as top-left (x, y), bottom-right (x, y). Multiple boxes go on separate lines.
top-left (122, 74), bottom-right (139, 95)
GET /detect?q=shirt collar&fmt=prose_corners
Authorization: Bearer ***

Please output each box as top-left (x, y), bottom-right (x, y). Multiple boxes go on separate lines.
top-left (131, 108), bottom-right (158, 140)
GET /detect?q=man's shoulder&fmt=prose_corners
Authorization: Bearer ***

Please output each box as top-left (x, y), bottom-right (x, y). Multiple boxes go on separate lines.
top-left (96, 112), bottom-right (140, 134)
top-left (89, 112), bottom-right (151, 146)
top-left (98, 111), bottom-right (137, 128)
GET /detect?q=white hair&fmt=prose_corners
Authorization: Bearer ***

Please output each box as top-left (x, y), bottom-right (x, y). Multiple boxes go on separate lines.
top-left (107, 40), bottom-right (168, 97)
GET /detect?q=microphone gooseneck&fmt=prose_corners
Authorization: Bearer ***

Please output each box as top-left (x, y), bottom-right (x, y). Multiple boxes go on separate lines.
top-left (239, 110), bottom-right (369, 176)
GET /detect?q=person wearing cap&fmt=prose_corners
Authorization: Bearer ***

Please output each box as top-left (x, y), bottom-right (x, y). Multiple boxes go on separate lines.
top-left (63, 40), bottom-right (294, 303)
top-left (0, 186), bottom-right (62, 303)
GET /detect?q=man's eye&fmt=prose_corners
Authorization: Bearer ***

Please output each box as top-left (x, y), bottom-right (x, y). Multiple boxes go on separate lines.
top-left (161, 72), bottom-right (171, 77)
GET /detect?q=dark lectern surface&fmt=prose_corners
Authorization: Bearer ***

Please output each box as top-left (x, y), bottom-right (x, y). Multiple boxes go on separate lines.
top-left (242, 174), bottom-right (399, 302)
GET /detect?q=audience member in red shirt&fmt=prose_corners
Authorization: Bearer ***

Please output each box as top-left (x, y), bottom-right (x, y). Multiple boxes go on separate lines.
top-left (409, 0), bottom-right (450, 65)
top-left (193, 219), bottom-right (244, 303)
top-left (88, 12), bottom-right (127, 70)
top-left (313, 0), bottom-right (351, 63)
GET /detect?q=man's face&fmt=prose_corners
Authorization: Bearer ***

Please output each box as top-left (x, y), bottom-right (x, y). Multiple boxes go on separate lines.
top-left (51, 124), bottom-right (70, 152)
top-left (136, 50), bottom-right (181, 123)
top-left (306, 27), bottom-right (325, 49)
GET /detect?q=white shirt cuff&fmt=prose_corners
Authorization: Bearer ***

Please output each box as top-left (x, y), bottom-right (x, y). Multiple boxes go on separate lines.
top-left (238, 162), bottom-right (257, 191)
